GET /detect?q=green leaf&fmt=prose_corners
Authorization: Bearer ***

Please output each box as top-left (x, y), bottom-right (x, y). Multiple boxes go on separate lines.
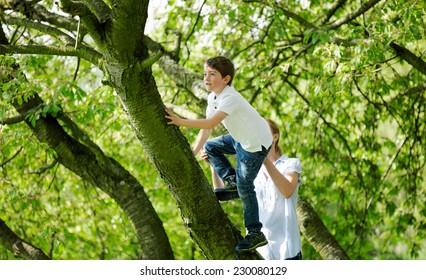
top-left (409, 25), bottom-right (421, 40)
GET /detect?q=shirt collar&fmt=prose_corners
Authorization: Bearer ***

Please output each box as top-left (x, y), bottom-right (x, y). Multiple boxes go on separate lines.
top-left (275, 154), bottom-right (289, 164)
top-left (213, 85), bottom-right (234, 96)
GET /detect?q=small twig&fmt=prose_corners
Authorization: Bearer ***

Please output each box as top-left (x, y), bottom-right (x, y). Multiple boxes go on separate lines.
top-left (74, 17), bottom-right (81, 50)
top-left (29, 159), bottom-right (59, 175)
top-left (0, 146), bottom-right (23, 167)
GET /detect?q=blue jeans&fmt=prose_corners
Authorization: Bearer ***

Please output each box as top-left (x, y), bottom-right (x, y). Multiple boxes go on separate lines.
top-left (204, 134), bottom-right (270, 233)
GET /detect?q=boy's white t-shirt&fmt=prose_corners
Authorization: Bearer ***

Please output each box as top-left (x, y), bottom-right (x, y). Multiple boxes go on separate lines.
top-left (254, 155), bottom-right (303, 260)
top-left (206, 86), bottom-right (272, 152)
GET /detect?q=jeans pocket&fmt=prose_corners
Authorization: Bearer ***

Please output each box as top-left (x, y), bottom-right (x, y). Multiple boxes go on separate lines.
top-left (239, 153), bottom-right (262, 182)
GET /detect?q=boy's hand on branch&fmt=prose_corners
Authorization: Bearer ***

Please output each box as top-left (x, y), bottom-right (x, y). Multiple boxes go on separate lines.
top-left (165, 107), bottom-right (181, 126)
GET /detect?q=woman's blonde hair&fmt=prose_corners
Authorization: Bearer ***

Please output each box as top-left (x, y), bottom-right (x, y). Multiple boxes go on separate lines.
top-left (266, 118), bottom-right (283, 157)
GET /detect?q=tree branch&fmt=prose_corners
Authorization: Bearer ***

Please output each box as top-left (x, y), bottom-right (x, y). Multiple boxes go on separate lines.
top-left (1, 1), bottom-right (107, 63)
top-left (297, 197), bottom-right (350, 260)
top-left (325, 0), bottom-right (382, 31)
top-left (245, 0), bottom-right (317, 37)
top-left (0, 104), bottom-right (43, 125)
top-left (0, 217), bottom-right (50, 260)
top-left (390, 42), bottom-right (426, 76)
top-left (159, 54), bottom-right (207, 104)
top-left (138, 49), bottom-right (163, 69)
top-left (143, 36), bottom-right (208, 105)
top-left (55, 110), bottom-right (105, 159)
top-left (0, 146), bottom-right (23, 167)
top-left (80, 0), bottom-right (112, 24)
top-left (319, 0), bottom-right (347, 25)
top-left (182, 0), bottom-right (206, 63)
top-left (277, 5), bottom-right (317, 29)
top-left (3, 16), bottom-right (78, 46)
top-left (0, 18), bottom-right (8, 44)
top-left (0, 0), bottom-right (79, 31)
top-left (331, 37), bottom-right (371, 47)
top-left (251, 0), bottom-right (382, 52)
top-left (1, 114), bottom-right (26, 125)
top-left (402, 83), bottom-right (426, 96)
top-left (29, 159), bottom-right (59, 175)
top-left (58, 0), bottom-right (106, 48)
top-left (0, 44), bottom-right (103, 68)
top-left (32, 2), bottom-right (80, 31)
top-left (2, 15), bottom-right (104, 67)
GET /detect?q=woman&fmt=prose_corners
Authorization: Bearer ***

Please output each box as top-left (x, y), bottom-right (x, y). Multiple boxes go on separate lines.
top-left (254, 119), bottom-right (303, 260)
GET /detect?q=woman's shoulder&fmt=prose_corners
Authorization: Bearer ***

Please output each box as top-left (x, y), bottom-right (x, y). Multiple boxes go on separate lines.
top-left (277, 155), bottom-right (302, 173)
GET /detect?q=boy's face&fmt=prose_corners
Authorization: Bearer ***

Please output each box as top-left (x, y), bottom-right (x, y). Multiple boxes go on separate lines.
top-left (204, 64), bottom-right (230, 93)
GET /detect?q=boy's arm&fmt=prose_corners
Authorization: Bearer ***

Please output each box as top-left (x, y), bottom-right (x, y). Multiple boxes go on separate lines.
top-left (193, 129), bottom-right (212, 156)
top-left (165, 107), bottom-right (227, 129)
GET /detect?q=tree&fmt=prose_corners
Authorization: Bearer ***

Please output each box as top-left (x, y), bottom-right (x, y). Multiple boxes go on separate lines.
top-left (0, 0), bottom-right (256, 260)
top-left (1, 0), bottom-right (425, 260)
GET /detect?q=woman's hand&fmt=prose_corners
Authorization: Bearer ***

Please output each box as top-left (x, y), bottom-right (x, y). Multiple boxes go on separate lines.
top-left (200, 149), bottom-right (210, 163)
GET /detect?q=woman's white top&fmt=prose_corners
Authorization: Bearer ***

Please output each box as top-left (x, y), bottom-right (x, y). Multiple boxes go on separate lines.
top-left (255, 155), bottom-right (303, 260)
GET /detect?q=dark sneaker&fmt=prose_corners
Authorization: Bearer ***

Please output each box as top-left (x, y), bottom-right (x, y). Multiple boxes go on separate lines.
top-left (214, 180), bottom-right (239, 201)
top-left (235, 231), bottom-right (268, 253)
top-left (214, 188), bottom-right (239, 201)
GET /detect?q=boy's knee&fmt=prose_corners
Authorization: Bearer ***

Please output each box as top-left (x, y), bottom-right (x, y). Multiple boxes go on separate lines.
top-left (203, 140), bottom-right (215, 154)
top-left (203, 141), bottom-right (211, 153)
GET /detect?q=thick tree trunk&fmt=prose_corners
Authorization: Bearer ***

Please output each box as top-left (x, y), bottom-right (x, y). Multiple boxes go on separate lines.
top-left (96, 1), bottom-right (259, 259)
top-left (0, 218), bottom-right (50, 260)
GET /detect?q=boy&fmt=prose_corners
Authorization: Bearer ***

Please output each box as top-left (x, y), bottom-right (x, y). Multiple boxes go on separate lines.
top-left (165, 56), bottom-right (272, 253)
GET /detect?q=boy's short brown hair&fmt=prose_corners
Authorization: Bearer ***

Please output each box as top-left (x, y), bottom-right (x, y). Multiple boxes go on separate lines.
top-left (205, 56), bottom-right (235, 85)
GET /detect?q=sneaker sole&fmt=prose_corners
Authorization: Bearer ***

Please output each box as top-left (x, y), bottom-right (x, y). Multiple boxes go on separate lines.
top-left (235, 239), bottom-right (268, 253)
